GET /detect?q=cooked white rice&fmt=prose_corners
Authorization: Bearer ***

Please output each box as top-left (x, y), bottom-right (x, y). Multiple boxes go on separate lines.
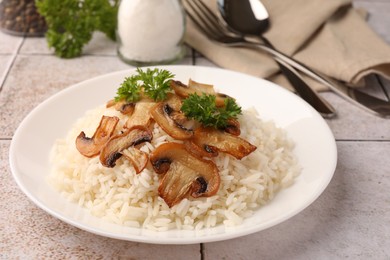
top-left (49, 105), bottom-right (301, 231)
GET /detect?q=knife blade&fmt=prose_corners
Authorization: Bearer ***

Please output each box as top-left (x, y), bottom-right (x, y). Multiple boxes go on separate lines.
top-left (274, 56), bottom-right (336, 118)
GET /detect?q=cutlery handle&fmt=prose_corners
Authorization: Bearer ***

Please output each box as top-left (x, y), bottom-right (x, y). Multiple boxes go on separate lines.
top-left (244, 36), bottom-right (390, 118)
top-left (257, 36), bottom-right (336, 117)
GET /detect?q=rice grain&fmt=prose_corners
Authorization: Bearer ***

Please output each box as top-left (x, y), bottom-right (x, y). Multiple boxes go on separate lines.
top-left (49, 105), bottom-right (301, 230)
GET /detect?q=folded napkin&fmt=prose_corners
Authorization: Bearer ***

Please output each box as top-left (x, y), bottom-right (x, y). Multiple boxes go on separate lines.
top-left (184, 0), bottom-right (390, 91)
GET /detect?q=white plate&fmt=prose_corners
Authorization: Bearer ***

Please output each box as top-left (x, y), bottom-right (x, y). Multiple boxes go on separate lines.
top-left (9, 65), bottom-right (337, 244)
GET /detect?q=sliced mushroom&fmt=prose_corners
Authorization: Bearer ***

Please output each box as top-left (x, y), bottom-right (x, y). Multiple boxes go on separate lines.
top-left (150, 142), bottom-right (220, 207)
top-left (122, 147), bottom-right (149, 174)
top-left (184, 140), bottom-right (218, 158)
top-left (106, 99), bottom-right (116, 108)
top-left (150, 95), bottom-right (194, 140)
top-left (192, 126), bottom-right (257, 160)
top-left (125, 101), bottom-right (156, 129)
top-left (171, 79), bottom-right (214, 97)
top-left (106, 99), bottom-right (136, 115)
top-left (223, 118), bottom-right (241, 136)
top-left (100, 125), bottom-right (153, 168)
top-left (170, 79), bottom-right (231, 107)
top-left (76, 115), bottom-right (119, 157)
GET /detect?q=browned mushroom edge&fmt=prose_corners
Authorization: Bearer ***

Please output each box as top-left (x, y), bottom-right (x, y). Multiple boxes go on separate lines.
top-left (170, 79), bottom-right (214, 97)
top-left (75, 115), bottom-right (120, 158)
top-left (106, 99), bottom-right (136, 115)
top-left (150, 95), bottom-right (194, 140)
top-left (149, 142), bottom-right (220, 207)
top-left (183, 140), bottom-right (219, 158)
top-left (99, 125), bottom-right (153, 168)
top-left (223, 118), bottom-right (241, 136)
top-left (125, 101), bottom-right (156, 129)
top-left (192, 126), bottom-right (257, 160)
top-left (122, 147), bottom-right (149, 174)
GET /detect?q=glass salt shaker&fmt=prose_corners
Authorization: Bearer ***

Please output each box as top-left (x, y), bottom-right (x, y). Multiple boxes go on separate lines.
top-left (117, 0), bottom-right (186, 66)
top-left (0, 0), bottom-right (47, 36)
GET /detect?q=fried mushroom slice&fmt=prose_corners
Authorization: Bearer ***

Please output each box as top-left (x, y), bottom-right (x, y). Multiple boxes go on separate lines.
top-left (192, 127), bottom-right (257, 160)
top-left (150, 95), bottom-right (194, 140)
top-left (184, 140), bottom-right (218, 158)
top-left (122, 147), bottom-right (149, 174)
top-left (223, 118), bottom-right (241, 136)
top-left (170, 79), bottom-right (231, 107)
top-left (100, 125), bottom-right (153, 168)
top-left (170, 79), bottom-right (214, 97)
top-left (106, 99), bottom-right (136, 115)
top-left (150, 142), bottom-right (220, 207)
top-left (76, 115), bottom-right (119, 157)
top-left (125, 101), bottom-right (156, 129)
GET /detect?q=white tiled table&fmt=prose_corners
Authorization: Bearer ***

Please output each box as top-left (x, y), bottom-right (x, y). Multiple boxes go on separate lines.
top-left (1, 1), bottom-right (390, 259)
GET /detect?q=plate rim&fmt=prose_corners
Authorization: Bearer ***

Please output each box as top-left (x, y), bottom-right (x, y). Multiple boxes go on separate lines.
top-left (9, 65), bottom-right (337, 244)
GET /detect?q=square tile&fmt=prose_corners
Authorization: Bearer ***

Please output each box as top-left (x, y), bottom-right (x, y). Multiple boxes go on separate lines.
top-left (323, 92), bottom-right (390, 140)
top-left (0, 31), bottom-right (23, 54)
top-left (0, 55), bottom-right (130, 138)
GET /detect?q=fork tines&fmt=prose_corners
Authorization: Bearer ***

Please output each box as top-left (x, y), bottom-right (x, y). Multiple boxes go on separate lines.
top-left (183, 0), bottom-right (229, 39)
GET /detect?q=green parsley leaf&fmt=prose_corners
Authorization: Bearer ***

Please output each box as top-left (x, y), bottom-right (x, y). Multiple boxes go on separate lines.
top-left (181, 93), bottom-right (242, 128)
top-left (114, 68), bottom-right (175, 102)
top-left (224, 97), bottom-right (242, 118)
top-left (36, 0), bottom-right (119, 58)
top-left (115, 75), bottom-right (141, 102)
top-left (138, 68), bottom-right (175, 101)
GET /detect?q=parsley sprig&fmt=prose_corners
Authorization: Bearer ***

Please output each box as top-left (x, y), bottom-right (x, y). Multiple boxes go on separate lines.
top-left (36, 0), bottom-right (119, 58)
top-left (114, 68), bottom-right (175, 102)
top-left (181, 93), bottom-right (242, 129)
top-left (115, 68), bottom-right (242, 129)
top-left (138, 68), bottom-right (174, 101)
top-left (115, 75), bottom-right (141, 102)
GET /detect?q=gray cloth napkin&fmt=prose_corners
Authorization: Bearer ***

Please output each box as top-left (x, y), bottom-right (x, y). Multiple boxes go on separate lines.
top-left (184, 0), bottom-right (390, 91)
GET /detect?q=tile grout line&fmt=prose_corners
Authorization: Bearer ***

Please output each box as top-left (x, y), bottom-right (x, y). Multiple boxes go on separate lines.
top-left (0, 55), bottom-right (16, 93)
top-left (20, 52), bottom-right (118, 57)
top-left (0, 37), bottom-right (25, 94)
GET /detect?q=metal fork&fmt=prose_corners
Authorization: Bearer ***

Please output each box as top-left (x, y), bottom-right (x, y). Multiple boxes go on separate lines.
top-left (184, 0), bottom-right (336, 118)
top-left (183, 0), bottom-right (390, 118)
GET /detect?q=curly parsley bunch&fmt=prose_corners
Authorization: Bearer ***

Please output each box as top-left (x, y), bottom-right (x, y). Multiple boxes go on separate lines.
top-left (115, 68), bottom-right (175, 102)
top-left (36, 0), bottom-right (119, 58)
